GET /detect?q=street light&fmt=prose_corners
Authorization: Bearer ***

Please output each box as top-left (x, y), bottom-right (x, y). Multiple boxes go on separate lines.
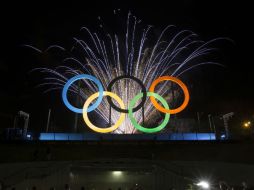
top-left (112, 171), bottom-right (122, 176)
top-left (243, 121), bottom-right (251, 129)
top-left (196, 180), bottom-right (210, 189)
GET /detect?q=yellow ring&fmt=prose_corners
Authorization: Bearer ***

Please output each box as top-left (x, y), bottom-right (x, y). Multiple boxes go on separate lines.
top-left (149, 76), bottom-right (190, 114)
top-left (83, 91), bottom-right (125, 133)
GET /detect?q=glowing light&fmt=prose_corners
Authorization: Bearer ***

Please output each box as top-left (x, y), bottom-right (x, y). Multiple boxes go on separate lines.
top-left (220, 134), bottom-right (226, 139)
top-left (196, 181), bottom-right (210, 189)
top-left (128, 92), bottom-right (170, 133)
top-left (83, 91), bottom-right (125, 133)
top-left (112, 171), bottom-right (122, 176)
top-left (149, 76), bottom-right (189, 114)
top-left (243, 121), bottom-right (251, 128)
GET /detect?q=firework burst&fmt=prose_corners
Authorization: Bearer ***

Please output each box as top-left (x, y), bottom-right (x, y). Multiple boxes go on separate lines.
top-left (26, 12), bottom-right (228, 134)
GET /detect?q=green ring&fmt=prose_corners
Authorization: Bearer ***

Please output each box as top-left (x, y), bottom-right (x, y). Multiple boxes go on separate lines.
top-left (128, 92), bottom-right (170, 133)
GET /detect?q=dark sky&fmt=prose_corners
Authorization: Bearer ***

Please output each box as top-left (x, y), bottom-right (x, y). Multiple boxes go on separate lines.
top-left (0, 0), bottom-right (253, 131)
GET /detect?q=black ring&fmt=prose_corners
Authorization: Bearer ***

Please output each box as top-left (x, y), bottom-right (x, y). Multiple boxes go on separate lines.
top-left (107, 75), bottom-right (147, 113)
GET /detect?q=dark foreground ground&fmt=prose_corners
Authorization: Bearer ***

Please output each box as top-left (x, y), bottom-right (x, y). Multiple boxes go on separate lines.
top-left (0, 140), bottom-right (254, 163)
top-left (1, 140), bottom-right (254, 189)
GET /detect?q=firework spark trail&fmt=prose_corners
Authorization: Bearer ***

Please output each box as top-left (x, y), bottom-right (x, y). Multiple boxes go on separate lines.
top-left (27, 12), bottom-right (228, 134)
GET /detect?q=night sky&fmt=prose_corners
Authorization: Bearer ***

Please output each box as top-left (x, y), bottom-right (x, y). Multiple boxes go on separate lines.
top-left (0, 0), bottom-right (253, 132)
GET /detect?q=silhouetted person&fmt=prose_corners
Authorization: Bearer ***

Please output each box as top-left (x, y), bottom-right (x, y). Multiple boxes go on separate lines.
top-left (219, 181), bottom-right (230, 190)
top-left (46, 147), bottom-right (52, 161)
top-left (81, 186), bottom-right (85, 190)
top-left (50, 187), bottom-right (55, 190)
top-left (33, 149), bottom-right (39, 161)
top-left (32, 186), bottom-right (37, 190)
top-left (242, 182), bottom-right (248, 190)
top-left (64, 184), bottom-right (70, 190)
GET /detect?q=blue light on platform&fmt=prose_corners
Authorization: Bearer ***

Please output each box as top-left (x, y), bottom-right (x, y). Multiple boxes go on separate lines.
top-left (39, 133), bottom-right (55, 140)
top-left (68, 133), bottom-right (84, 141)
top-left (39, 133), bottom-right (216, 141)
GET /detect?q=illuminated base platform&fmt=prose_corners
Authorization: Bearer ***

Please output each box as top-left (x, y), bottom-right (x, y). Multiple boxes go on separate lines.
top-left (39, 133), bottom-right (216, 141)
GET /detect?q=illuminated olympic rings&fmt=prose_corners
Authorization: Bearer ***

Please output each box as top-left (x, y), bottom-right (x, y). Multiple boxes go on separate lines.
top-left (62, 74), bottom-right (190, 133)
top-left (83, 91), bottom-right (125, 133)
top-left (149, 76), bottom-right (190, 114)
top-left (128, 92), bottom-right (170, 133)
top-left (62, 74), bottom-right (103, 113)
top-left (107, 75), bottom-right (147, 113)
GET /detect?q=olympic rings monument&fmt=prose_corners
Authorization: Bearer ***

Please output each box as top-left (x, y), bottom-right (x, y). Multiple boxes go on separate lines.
top-left (62, 74), bottom-right (189, 134)
top-left (38, 74), bottom-right (217, 141)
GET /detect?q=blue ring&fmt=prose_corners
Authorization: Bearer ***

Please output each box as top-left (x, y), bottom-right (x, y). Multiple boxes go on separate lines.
top-left (62, 74), bottom-right (104, 113)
